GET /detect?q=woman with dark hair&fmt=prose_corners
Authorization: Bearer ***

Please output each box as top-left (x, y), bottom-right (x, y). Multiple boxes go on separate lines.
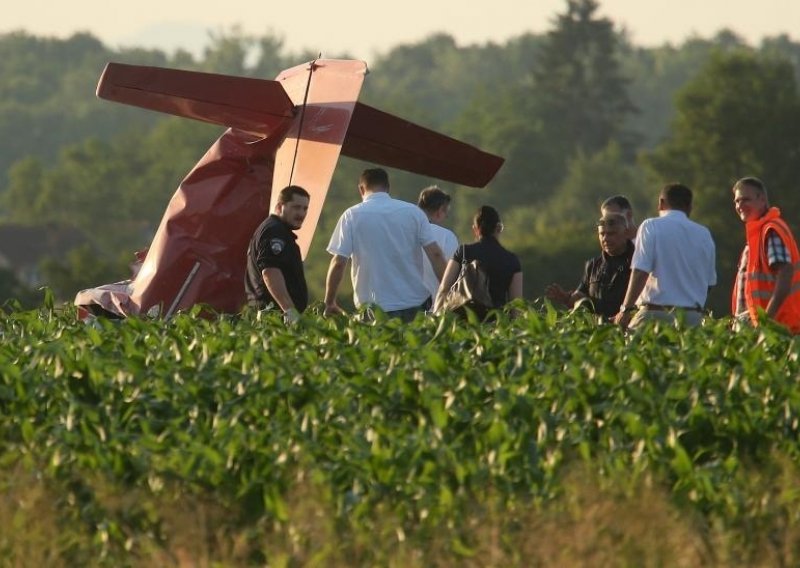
top-left (435, 205), bottom-right (523, 310)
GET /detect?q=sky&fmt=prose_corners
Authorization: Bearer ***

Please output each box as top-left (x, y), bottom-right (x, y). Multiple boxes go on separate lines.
top-left (4, 0), bottom-right (799, 59)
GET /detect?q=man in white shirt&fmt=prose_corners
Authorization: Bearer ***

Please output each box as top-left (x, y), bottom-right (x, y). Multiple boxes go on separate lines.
top-left (417, 186), bottom-right (459, 300)
top-left (324, 168), bottom-right (448, 321)
top-left (614, 183), bottom-right (716, 329)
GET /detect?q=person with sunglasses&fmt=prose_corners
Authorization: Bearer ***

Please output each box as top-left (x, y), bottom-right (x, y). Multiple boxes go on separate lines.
top-left (545, 210), bottom-right (634, 320)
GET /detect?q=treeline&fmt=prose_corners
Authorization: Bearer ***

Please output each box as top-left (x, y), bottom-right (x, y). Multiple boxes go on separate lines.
top-left (1, 0), bottom-right (800, 314)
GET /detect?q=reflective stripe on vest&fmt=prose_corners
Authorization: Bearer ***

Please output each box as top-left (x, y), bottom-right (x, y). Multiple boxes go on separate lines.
top-left (752, 281), bottom-right (800, 300)
top-left (748, 261), bottom-right (800, 282)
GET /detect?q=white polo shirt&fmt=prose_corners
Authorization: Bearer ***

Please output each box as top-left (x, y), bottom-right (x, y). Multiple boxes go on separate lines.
top-left (632, 209), bottom-right (717, 308)
top-left (422, 223), bottom-right (458, 298)
top-left (327, 192), bottom-right (436, 311)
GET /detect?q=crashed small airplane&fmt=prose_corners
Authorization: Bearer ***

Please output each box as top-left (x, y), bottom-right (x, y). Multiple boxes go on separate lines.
top-left (75, 59), bottom-right (504, 319)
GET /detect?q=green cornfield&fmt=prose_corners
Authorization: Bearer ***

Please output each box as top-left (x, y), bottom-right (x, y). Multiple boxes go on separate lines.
top-left (2, 300), bottom-right (799, 566)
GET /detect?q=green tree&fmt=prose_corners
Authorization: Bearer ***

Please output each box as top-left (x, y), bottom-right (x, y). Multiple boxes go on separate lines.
top-left (39, 245), bottom-right (129, 301)
top-left (453, 0), bottom-right (636, 212)
top-left (1, 157), bottom-right (43, 223)
top-left (542, 142), bottom-right (649, 226)
top-left (455, 83), bottom-right (567, 208)
top-left (620, 32), bottom-right (746, 149)
top-left (531, 0), bottom-right (636, 157)
top-left (364, 34), bottom-right (541, 129)
top-left (201, 26), bottom-right (252, 75)
top-left (2, 119), bottom-right (219, 255)
top-left (250, 34), bottom-right (292, 79)
top-left (760, 34), bottom-right (800, 80)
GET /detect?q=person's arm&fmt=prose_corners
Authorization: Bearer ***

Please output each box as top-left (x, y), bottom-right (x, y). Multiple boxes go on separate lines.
top-left (569, 290), bottom-right (587, 305)
top-left (262, 268), bottom-right (296, 313)
top-left (544, 284), bottom-right (586, 307)
top-left (613, 268), bottom-right (648, 328)
top-left (508, 271), bottom-right (523, 301)
top-left (433, 259), bottom-right (461, 312)
top-left (324, 255), bottom-right (348, 315)
top-left (766, 262), bottom-right (793, 318)
top-left (423, 242), bottom-right (447, 281)
top-left (550, 259), bottom-right (591, 307)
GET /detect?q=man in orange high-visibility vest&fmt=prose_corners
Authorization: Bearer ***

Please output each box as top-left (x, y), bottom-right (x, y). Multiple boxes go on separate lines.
top-left (731, 177), bottom-right (800, 333)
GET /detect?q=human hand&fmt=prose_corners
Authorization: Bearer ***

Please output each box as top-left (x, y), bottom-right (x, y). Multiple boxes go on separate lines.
top-left (544, 283), bottom-right (570, 305)
top-left (283, 307), bottom-right (301, 325)
top-left (613, 310), bottom-right (632, 330)
top-left (324, 302), bottom-right (344, 317)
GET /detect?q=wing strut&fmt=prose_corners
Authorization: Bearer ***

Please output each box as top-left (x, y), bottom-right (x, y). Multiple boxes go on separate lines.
top-left (288, 58), bottom-right (319, 185)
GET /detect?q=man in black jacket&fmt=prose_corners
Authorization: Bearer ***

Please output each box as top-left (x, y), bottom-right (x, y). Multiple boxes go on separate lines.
top-left (545, 211), bottom-right (634, 320)
top-left (245, 185), bottom-right (310, 323)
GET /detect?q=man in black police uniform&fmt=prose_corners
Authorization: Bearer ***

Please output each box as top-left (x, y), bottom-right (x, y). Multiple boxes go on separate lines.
top-left (544, 211), bottom-right (634, 321)
top-left (245, 185), bottom-right (310, 323)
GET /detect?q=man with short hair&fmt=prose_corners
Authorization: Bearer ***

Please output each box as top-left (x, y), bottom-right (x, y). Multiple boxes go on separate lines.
top-left (545, 211), bottom-right (634, 320)
top-left (601, 194), bottom-right (637, 241)
top-left (325, 168), bottom-right (447, 321)
top-left (731, 176), bottom-right (800, 333)
top-left (417, 185), bottom-right (459, 300)
top-left (615, 183), bottom-right (716, 329)
top-left (245, 185), bottom-right (310, 323)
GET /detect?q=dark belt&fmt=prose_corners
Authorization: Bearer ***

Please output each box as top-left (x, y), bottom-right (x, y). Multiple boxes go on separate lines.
top-left (642, 303), bottom-right (704, 313)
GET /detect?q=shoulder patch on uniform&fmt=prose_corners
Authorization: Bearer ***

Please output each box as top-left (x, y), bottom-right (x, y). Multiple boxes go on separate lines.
top-left (269, 238), bottom-right (285, 255)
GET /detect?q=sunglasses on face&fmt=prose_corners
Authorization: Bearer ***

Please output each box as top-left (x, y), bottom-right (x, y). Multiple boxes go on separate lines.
top-left (596, 218), bottom-right (622, 229)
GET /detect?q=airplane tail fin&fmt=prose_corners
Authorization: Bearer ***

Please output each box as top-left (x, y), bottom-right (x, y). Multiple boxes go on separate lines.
top-left (270, 59), bottom-right (368, 257)
top-left (97, 62), bottom-right (296, 137)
